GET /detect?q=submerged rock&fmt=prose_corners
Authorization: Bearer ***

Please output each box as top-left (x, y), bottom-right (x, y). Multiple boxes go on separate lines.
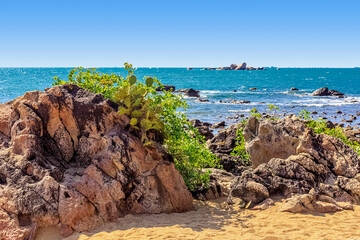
top-left (0, 85), bottom-right (193, 239)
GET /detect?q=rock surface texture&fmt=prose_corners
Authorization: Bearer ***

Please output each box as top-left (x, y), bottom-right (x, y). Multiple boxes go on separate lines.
top-left (207, 124), bottom-right (250, 175)
top-left (0, 85), bottom-right (193, 239)
top-left (230, 116), bottom-right (360, 213)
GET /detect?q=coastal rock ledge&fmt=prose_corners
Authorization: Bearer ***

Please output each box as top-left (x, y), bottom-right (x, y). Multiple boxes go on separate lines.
top-left (229, 116), bottom-right (360, 213)
top-left (0, 85), bottom-right (193, 239)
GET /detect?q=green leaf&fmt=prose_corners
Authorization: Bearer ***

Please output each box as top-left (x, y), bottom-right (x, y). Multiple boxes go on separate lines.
top-left (133, 98), bottom-right (142, 107)
top-left (129, 75), bottom-right (137, 85)
top-left (140, 118), bottom-right (152, 131)
top-left (130, 118), bottom-right (138, 126)
top-left (118, 107), bottom-right (128, 116)
top-left (145, 77), bottom-right (154, 87)
top-left (131, 110), bottom-right (143, 118)
top-left (124, 96), bottom-right (132, 108)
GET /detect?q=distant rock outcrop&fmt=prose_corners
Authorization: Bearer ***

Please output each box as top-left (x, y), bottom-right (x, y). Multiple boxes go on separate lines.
top-left (0, 85), bottom-right (193, 239)
top-left (235, 62), bottom-right (247, 70)
top-left (203, 62), bottom-right (264, 71)
top-left (230, 64), bottom-right (238, 70)
top-left (229, 116), bottom-right (360, 213)
top-left (175, 88), bottom-right (200, 98)
top-left (311, 87), bottom-right (344, 96)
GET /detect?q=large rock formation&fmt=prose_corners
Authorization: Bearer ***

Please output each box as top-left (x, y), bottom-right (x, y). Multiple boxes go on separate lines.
top-left (0, 85), bottom-right (193, 239)
top-left (235, 62), bottom-right (247, 70)
top-left (229, 116), bottom-right (360, 212)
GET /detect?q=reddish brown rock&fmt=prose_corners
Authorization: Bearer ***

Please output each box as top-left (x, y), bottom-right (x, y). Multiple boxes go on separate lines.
top-left (229, 116), bottom-right (360, 213)
top-left (0, 84), bottom-right (193, 239)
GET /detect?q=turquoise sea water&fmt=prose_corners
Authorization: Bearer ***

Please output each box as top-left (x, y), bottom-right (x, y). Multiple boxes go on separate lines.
top-left (1, 68), bottom-right (360, 125)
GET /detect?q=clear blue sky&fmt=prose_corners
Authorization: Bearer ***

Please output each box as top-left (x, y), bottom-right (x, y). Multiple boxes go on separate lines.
top-left (0, 0), bottom-right (359, 67)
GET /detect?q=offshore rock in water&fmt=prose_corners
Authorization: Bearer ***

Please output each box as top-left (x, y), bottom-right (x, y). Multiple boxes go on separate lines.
top-left (311, 87), bottom-right (344, 96)
top-left (229, 116), bottom-right (360, 212)
top-left (0, 85), bottom-right (193, 239)
top-left (235, 62), bottom-right (247, 70)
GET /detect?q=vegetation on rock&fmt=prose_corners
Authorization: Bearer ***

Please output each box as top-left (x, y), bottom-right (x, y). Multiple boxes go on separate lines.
top-left (231, 105), bottom-right (360, 167)
top-left (231, 105), bottom-right (280, 165)
top-left (299, 109), bottom-right (360, 155)
top-left (53, 63), bottom-right (219, 190)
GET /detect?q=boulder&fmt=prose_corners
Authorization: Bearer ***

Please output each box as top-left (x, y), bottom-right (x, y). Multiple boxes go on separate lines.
top-left (290, 87), bottom-right (299, 91)
top-left (212, 121), bottom-right (226, 129)
top-left (189, 119), bottom-right (214, 140)
top-left (207, 124), bottom-right (241, 154)
top-left (230, 64), bottom-right (238, 70)
top-left (196, 98), bottom-right (209, 103)
top-left (192, 168), bottom-right (234, 200)
top-left (206, 124), bottom-right (250, 175)
top-left (175, 88), bottom-right (200, 98)
top-left (229, 116), bottom-right (360, 213)
top-left (235, 62), bottom-right (247, 70)
top-left (0, 85), bottom-right (193, 239)
top-left (279, 190), bottom-right (353, 213)
top-left (311, 87), bottom-right (344, 96)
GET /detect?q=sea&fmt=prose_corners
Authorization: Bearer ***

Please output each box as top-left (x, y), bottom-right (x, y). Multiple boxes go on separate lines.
top-left (1, 67), bottom-right (360, 126)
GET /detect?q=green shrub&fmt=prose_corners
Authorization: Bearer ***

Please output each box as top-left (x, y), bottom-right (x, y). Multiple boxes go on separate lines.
top-left (230, 126), bottom-right (250, 166)
top-left (298, 110), bottom-right (360, 155)
top-left (53, 63), bottom-right (219, 191)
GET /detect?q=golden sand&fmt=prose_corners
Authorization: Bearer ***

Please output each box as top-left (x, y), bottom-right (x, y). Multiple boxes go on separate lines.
top-left (36, 198), bottom-right (360, 240)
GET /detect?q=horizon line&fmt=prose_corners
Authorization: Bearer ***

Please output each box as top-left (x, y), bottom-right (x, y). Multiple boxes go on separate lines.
top-left (0, 66), bottom-right (359, 69)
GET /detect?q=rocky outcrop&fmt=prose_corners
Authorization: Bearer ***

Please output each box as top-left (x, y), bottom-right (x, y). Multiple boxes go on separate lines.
top-left (230, 64), bottom-right (238, 70)
top-left (204, 63), bottom-right (264, 71)
top-left (175, 89), bottom-right (200, 98)
top-left (212, 121), bottom-right (226, 129)
top-left (207, 124), bottom-right (249, 175)
top-left (311, 87), bottom-right (344, 96)
top-left (235, 63), bottom-right (247, 70)
top-left (229, 116), bottom-right (360, 212)
top-left (192, 168), bottom-right (234, 200)
top-left (189, 119), bottom-right (214, 141)
top-left (0, 85), bottom-right (193, 239)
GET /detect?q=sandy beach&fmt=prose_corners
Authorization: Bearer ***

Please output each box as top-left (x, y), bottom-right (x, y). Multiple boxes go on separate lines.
top-left (35, 197), bottom-right (360, 240)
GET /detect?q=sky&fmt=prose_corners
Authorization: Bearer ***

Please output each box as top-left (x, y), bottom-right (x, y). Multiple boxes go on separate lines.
top-left (0, 0), bottom-right (359, 67)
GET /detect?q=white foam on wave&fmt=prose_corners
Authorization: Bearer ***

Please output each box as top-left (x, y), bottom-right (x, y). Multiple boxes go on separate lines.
top-left (201, 90), bottom-right (221, 94)
top-left (289, 96), bottom-right (360, 107)
top-left (228, 109), bottom-right (251, 113)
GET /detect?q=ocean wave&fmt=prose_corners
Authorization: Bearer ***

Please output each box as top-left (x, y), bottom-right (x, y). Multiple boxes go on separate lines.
top-left (228, 109), bottom-right (251, 113)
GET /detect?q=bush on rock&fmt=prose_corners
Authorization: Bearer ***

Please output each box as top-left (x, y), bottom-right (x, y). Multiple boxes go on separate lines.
top-left (53, 63), bottom-right (219, 190)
